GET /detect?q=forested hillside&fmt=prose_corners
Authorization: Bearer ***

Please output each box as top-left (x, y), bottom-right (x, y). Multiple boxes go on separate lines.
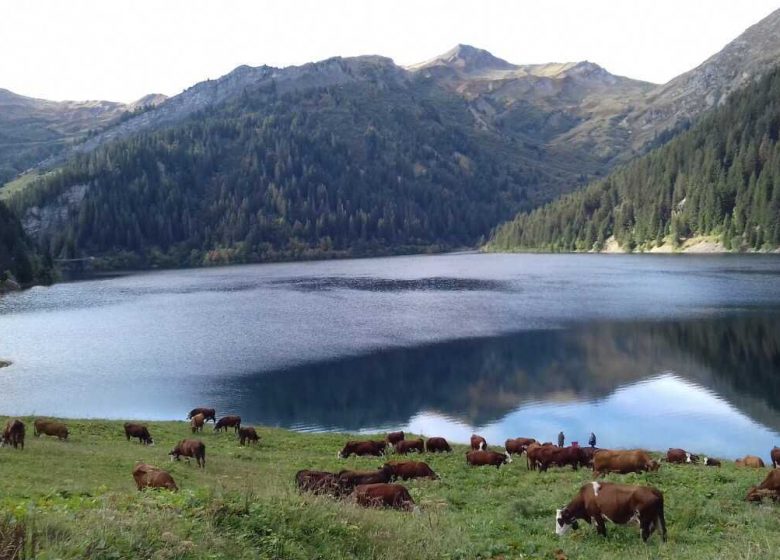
top-left (488, 65), bottom-right (780, 253)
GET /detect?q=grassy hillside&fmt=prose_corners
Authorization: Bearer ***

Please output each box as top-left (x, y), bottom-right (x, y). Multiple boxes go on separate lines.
top-left (1, 418), bottom-right (778, 559)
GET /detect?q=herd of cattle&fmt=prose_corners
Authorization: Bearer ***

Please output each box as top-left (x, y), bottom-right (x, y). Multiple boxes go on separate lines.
top-left (3, 415), bottom-right (780, 542)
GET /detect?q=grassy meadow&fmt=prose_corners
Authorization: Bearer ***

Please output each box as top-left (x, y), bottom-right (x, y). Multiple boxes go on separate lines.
top-left (0, 417), bottom-right (778, 559)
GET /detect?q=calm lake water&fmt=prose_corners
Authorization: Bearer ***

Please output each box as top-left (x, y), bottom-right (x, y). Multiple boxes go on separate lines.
top-left (1, 253), bottom-right (780, 459)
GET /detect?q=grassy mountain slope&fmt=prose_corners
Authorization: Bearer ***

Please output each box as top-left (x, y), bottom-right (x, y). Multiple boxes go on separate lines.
top-left (487, 65), bottom-right (780, 253)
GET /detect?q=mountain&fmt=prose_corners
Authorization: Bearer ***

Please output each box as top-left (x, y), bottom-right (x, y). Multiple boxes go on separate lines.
top-left (487, 64), bottom-right (780, 253)
top-left (0, 88), bottom-right (166, 184)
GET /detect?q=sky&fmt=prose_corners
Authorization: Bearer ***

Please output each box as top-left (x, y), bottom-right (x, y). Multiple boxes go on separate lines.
top-left (1, 0), bottom-right (779, 103)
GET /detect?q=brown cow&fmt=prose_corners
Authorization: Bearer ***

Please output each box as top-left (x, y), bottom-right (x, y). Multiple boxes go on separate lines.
top-left (470, 434), bottom-right (487, 450)
top-left (33, 419), bottom-right (69, 440)
top-left (338, 467), bottom-right (392, 490)
top-left (295, 470), bottom-right (344, 497)
top-left (188, 407), bottom-right (216, 423)
top-left (425, 437), bottom-right (451, 453)
top-left (505, 437), bottom-right (536, 455)
top-left (666, 448), bottom-right (698, 464)
top-left (556, 481), bottom-right (667, 542)
top-left (526, 442), bottom-right (555, 470)
top-left (238, 426), bottom-right (260, 445)
top-left (132, 463), bottom-right (178, 491)
top-left (169, 439), bottom-right (206, 468)
top-left (383, 461), bottom-right (438, 481)
top-left (386, 431), bottom-right (404, 445)
top-left (593, 450), bottom-right (659, 477)
top-left (338, 440), bottom-right (386, 459)
top-left (746, 469), bottom-right (780, 502)
top-left (579, 447), bottom-right (600, 468)
top-left (771, 447), bottom-right (780, 468)
top-left (466, 450), bottom-right (512, 469)
top-left (190, 413), bottom-right (205, 433)
top-left (124, 422), bottom-right (154, 445)
top-left (395, 438), bottom-right (424, 455)
top-left (535, 445), bottom-right (587, 472)
top-left (352, 483), bottom-right (417, 512)
top-left (736, 455), bottom-right (765, 468)
top-left (214, 415), bottom-right (241, 433)
top-left (1, 419), bottom-right (25, 450)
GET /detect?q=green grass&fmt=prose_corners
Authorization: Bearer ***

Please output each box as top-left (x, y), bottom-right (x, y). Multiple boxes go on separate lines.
top-left (0, 417), bottom-right (778, 559)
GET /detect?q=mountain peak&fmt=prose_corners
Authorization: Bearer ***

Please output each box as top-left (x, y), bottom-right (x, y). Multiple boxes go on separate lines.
top-left (409, 44), bottom-right (516, 73)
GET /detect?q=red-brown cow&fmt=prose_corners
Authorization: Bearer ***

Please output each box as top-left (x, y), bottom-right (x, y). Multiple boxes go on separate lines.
top-left (470, 434), bottom-right (487, 450)
top-left (425, 437), bottom-right (451, 453)
top-left (188, 408), bottom-right (216, 423)
top-left (535, 445), bottom-right (587, 472)
top-left (526, 442), bottom-right (555, 470)
top-left (352, 483), bottom-right (417, 512)
top-left (214, 415), bottom-right (241, 433)
top-left (466, 450), bottom-right (512, 469)
top-left (386, 431), bottom-right (404, 445)
top-left (124, 422), bottom-right (154, 445)
top-left (556, 481), bottom-right (667, 542)
top-left (1, 419), bottom-right (25, 450)
top-left (169, 439), bottom-right (206, 468)
top-left (383, 461), bottom-right (438, 481)
top-left (33, 419), bottom-right (69, 440)
top-left (666, 448), bottom-right (698, 464)
top-left (505, 437), bottom-right (536, 455)
top-left (395, 438), bottom-right (424, 455)
top-left (338, 440), bottom-right (386, 459)
top-left (190, 413), bottom-right (205, 433)
top-left (132, 463), bottom-right (178, 491)
top-left (747, 469), bottom-right (780, 502)
top-left (338, 467), bottom-right (392, 490)
top-left (295, 470), bottom-right (344, 497)
top-left (771, 447), bottom-right (780, 468)
top-left (593, 450), bottom-right (659, 477)
top-left (736, 455), bottom-right (765, 468)
top-left (238, 426), bottom-right (260, 445)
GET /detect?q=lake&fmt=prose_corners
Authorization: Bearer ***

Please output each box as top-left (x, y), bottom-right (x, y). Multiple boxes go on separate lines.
top-left (1, 252), bottom-right (779, 459)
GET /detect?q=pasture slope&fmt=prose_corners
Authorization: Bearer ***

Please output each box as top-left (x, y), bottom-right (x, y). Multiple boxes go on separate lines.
top-left (0, 418), bottom-right (778, 559)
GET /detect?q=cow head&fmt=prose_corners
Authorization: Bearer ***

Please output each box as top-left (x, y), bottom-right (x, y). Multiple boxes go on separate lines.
top-left (169, 448), bottom-right (180, 461)
top-left (647, 459), bottom-right (660, 472)
top-left (338, 443), bottom-right (352, 459)
top-left (555, 508), bottom-right (579, 535)
top-left (503, 451), bottom-right (513, 464)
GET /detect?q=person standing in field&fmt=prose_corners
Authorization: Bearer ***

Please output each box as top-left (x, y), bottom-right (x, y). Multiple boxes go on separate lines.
top-left (558, 431), bottom-right (565, 447)
top-left (589, 432), bottom-right (596, 448)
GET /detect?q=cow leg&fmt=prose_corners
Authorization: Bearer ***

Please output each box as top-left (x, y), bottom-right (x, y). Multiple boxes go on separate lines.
top-left (595, 517), bottom-right (607, 537)
top-left (640, 517), bottom-right (653, 542)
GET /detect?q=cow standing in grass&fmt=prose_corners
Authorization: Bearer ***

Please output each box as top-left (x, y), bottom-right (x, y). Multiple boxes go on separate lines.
top-left (1, 419), bottom-right (25, 450)
top-left (170, 439), bottom-right (206, 468)
top-left (33, 419), bottom-right (69, 440)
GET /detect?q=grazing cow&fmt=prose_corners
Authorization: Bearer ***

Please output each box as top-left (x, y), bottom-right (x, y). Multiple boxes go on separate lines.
top-left (772, 447), bottom-right (780, 468)
top-left (352, 483), bottom-right (416, 512)
top-left (556, 481), bottom-right (667, 542)
top-left (466, 450), bottom-right (512, 469)
top-left (736, 455), bottom-right (765, 468)
top-left (338, 440), bottom-right (387, 459)
top-left (535, 445), bottom-right (588, 472)
top-left (188, 408), bottom-right (216, 423)
top-left (746, 469), bottom-right (780, 502)
top-left (33, 419), bottom-right (69, 440)
top-left (526, 442), bottom-right (555, 470)
top-left (169, 439), bottom-right (206, 468)
top-left (395, 438), bottom-right (424, 455)
top-left (425, 437), bottom-right (452, 453)
top-left (703, 457), bottom-right (721, 467)
top-left (337, 467), bottom-right (392, 490)
top-left (295, 470), bottom-right (344, 497)
top-left (666, 448), bottom-right (698, 464)
top-left (593, 450), bottom-right (659, 477)
top-left (238, 426), bottom-right (260, 445)
top-left (132, 463), bottom-right (178, 491)
top-left (190, 413), bottom-right (205, 433)
top-left (579, 447), bottom-right (600, 468)
top-left (470, 434), bottom-right (487, 450)
top-left (383, 461), bottom-right (438, 481)
top-left (124, 423), bottom-right (154, 445)
top-left (386, 431), bottom-right (404, 445)
top-left (1, 419), bottom-right (25, 450)
top-left (214, 415), bottom-right (241, 433)
top-left (505, 437), bottom-right (536, 455)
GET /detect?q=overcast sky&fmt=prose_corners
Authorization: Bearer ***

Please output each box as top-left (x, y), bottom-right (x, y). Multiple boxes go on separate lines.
top-left (1, 0), bottom-right (778, 103)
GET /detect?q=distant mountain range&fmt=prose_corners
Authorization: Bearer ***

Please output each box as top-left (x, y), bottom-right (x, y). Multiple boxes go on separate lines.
top-left (1, 7), bottom-right (780, 274)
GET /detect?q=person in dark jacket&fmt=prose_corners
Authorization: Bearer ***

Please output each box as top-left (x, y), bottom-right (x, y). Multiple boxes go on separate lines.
top-left (558, 431), bottom-right (565, 447)
top-left (589, 432), bottom-right (597, 448)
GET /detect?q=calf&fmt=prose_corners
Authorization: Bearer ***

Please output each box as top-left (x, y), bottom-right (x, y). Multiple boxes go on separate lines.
top-left (736, 455), bottom-right (765, 468)
top-left (33, 419), bottom-right (69, 441)
top-left (132, 463), bottom-right (178, 491)
top-left (383, 461), bottom-right (438, 481)
top-left (295, 470), bottom-right (344, 497)
top-left (666, 448), bottom-right (698, 464)
top-left (771, 447), bottom-right (780, 468)
top-left (188, 407), bottom-right (216, 423)
top-left (338, 440), bottom-right (386, 459)
top-left (1, 419), bottom-right (25, 450)
top-left (425, 437), bottom-right (451, 453)
top-left (466, 450), bottom-right (512, 469)
top-left (238, 426), bottom-right (260, 445)
top-left (190, 413), bottom-right (206, 433)
top-left (593, 450), bottom-right (659, 477)
top-left (338, 467), bottom-right (392, 490)
top-left (169, 439), bottom-right (206, 468)
top-left (124, 422), bottom-right (154, 445)
top-left (747, 469), bottom-right (780, 502)
top-left (395, 438), bottom-right (424, 455)
top-left (386, 431), bottom-right (404, 445)
top-left (505, 437), bottom-right (536, 455)
top-left (214, 415), bottom-right (241, 433)
top-left (470, 434), bottom-right (487, 450)
top-left (556, 481), bottom-right (666, 542)
top-left (352, 483), bottom-right (416, 512)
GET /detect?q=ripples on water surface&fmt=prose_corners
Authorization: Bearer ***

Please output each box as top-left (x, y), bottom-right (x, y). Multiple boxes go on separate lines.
top-left (1, 253), bottom-right (779, 459)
